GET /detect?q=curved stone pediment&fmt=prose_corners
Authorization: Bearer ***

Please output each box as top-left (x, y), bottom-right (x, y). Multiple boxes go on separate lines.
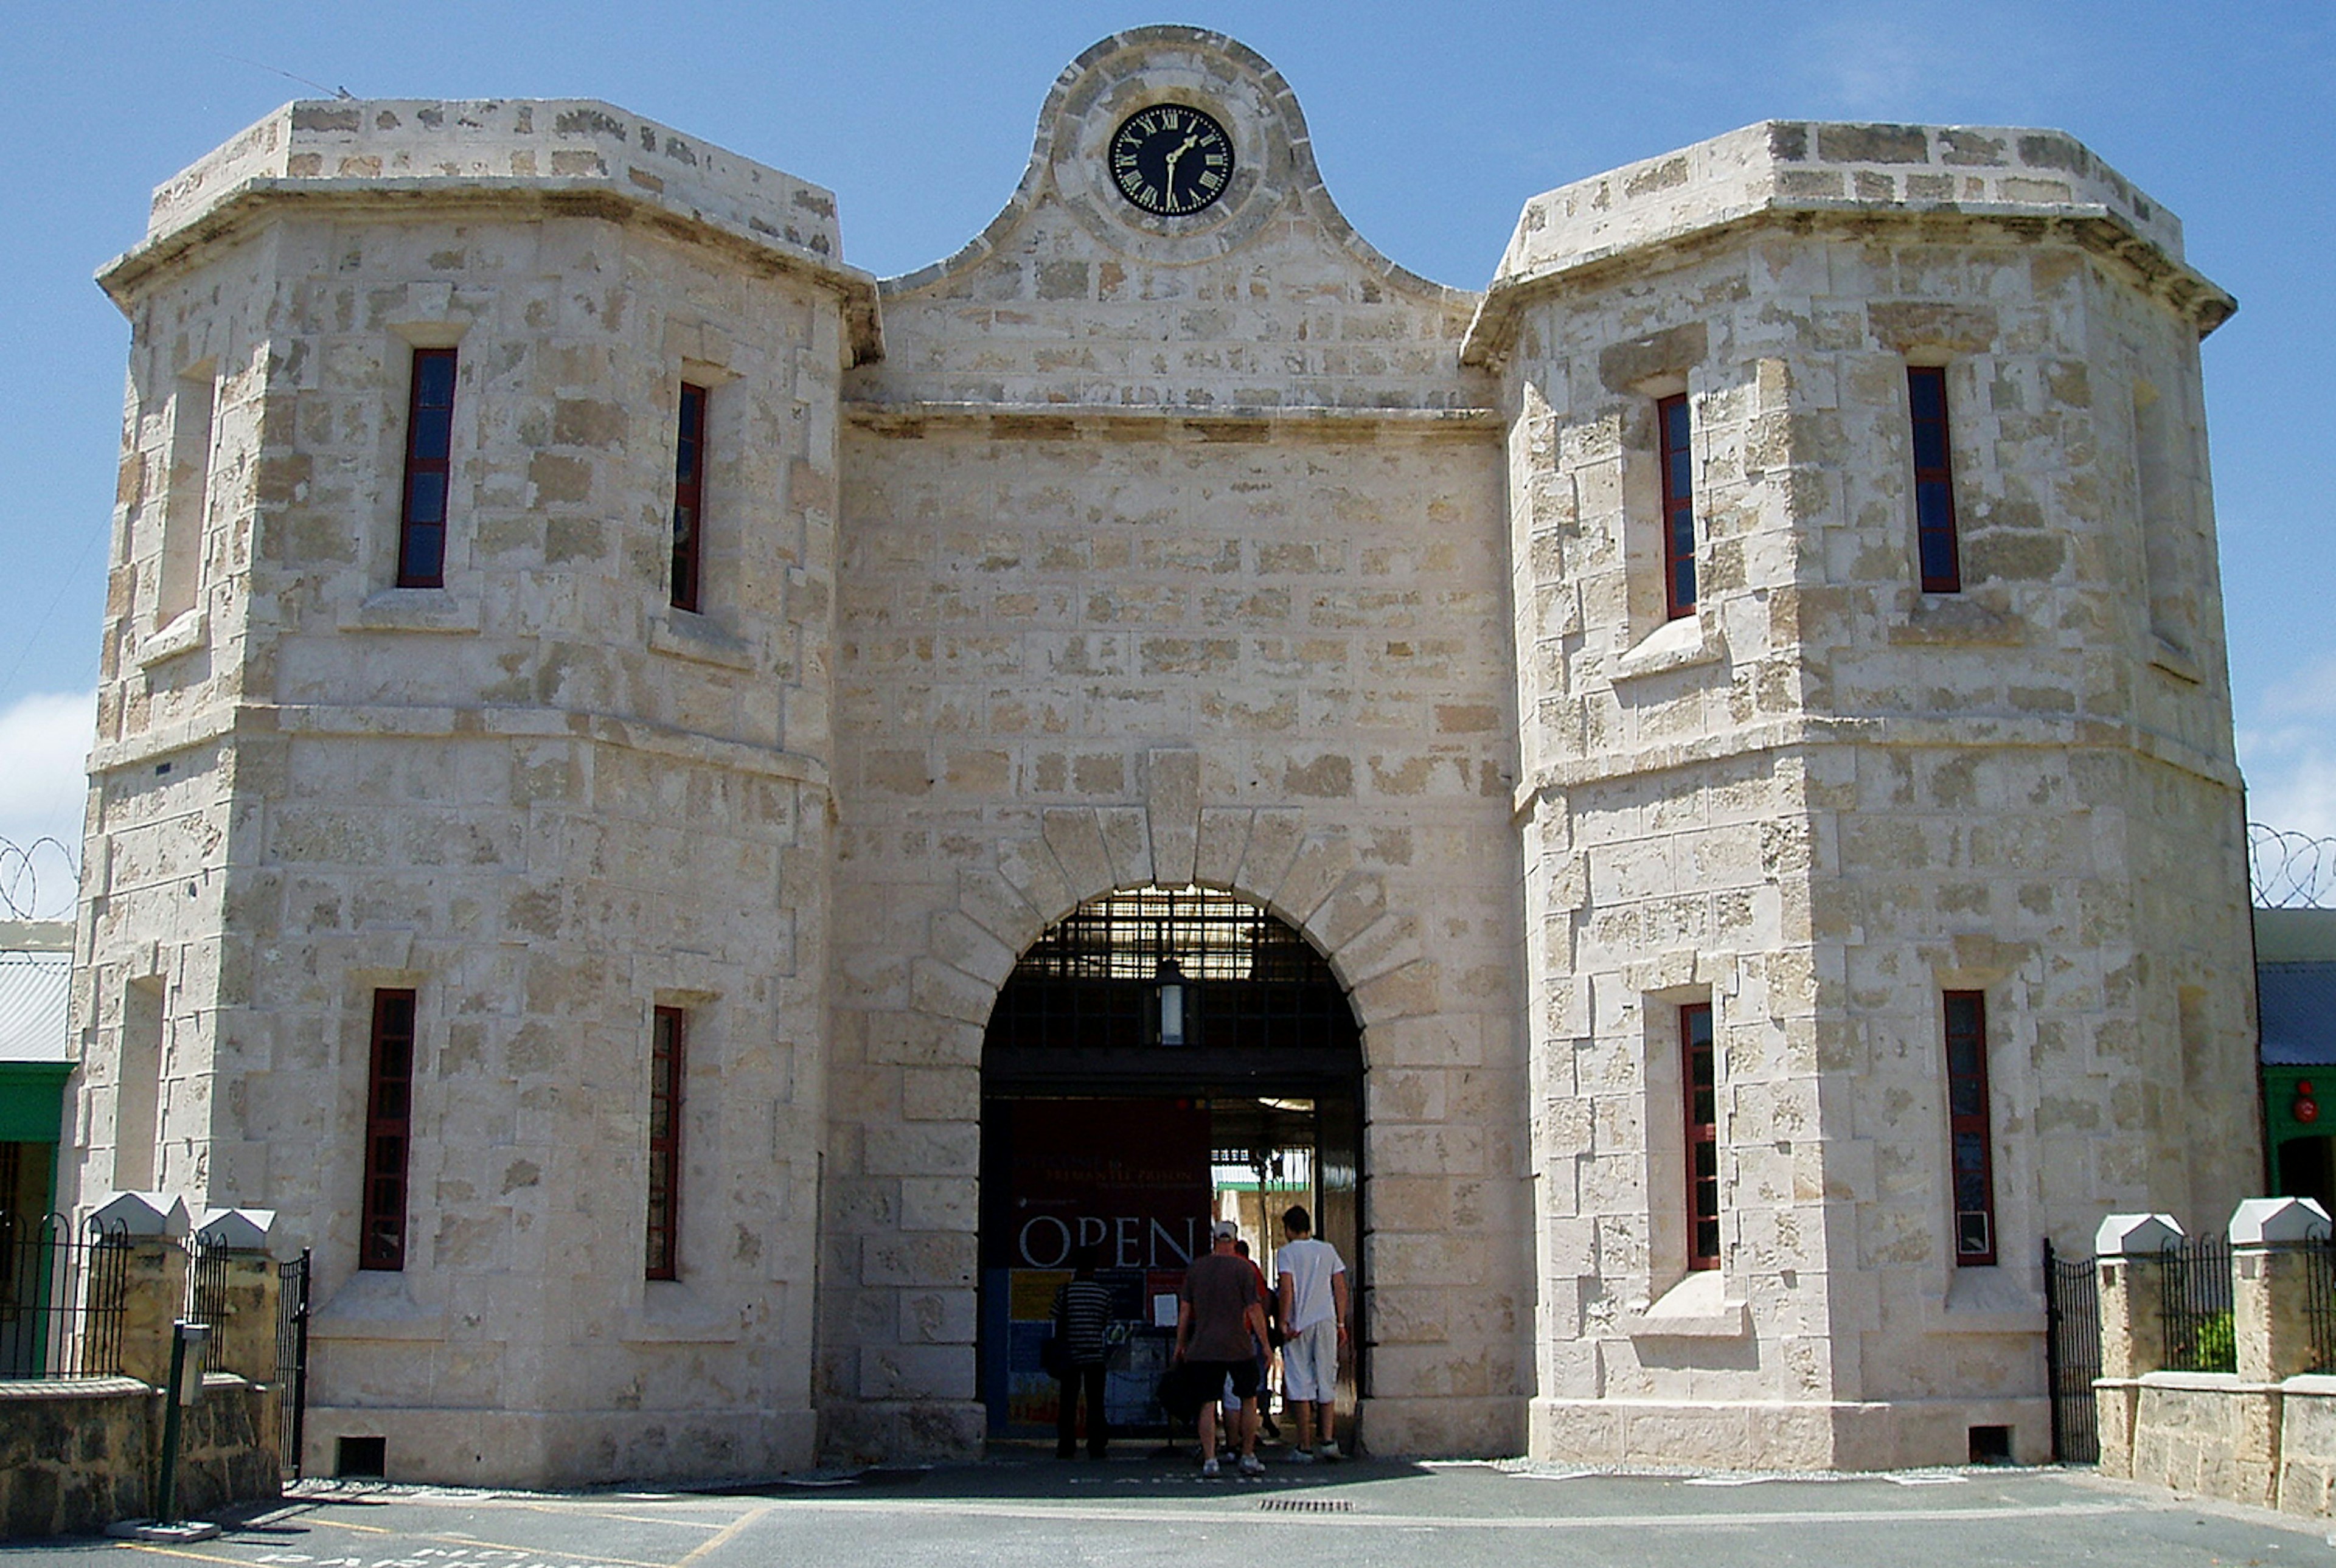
top-left (855, 26), bottom-right (1489, 414)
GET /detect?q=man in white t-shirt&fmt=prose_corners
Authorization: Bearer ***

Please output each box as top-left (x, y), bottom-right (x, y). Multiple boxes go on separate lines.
top-left (1274, 1204), bottom-right (1349, 1462)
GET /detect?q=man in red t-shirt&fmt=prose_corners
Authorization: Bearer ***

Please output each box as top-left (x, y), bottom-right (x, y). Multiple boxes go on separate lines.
top-left (1177, 1219), bottom-right (1271, 1477)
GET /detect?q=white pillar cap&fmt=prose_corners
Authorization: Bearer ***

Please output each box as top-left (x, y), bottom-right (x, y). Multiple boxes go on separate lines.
top-left (194, 1207), bottom-right (280, 1253)
top-left (2094, 1212), bottom-right (2185, 1255)
top-left (2228, 1196), bottom-right (2331, 1246)
top-left (90, 1192), bottom-right (191, 1238)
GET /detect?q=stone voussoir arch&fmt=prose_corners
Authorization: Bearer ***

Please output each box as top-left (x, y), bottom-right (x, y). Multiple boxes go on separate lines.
top-left (904, 749), bottom-right (1442, 1066)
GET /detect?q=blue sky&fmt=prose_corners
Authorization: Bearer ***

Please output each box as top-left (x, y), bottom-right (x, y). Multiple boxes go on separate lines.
top-left (2, 1), bottom-right (2330, 916)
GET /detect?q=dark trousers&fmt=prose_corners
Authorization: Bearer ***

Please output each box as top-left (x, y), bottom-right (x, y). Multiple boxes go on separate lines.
top-left (1055, 1363), bottom-right (1108, 1457)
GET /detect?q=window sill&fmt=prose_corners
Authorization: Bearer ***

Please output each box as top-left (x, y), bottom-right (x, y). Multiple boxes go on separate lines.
top-left (341, 587), bottom-right (482, 635)
top-left (1888, 595), bottom-right (2022, 647)
top-left (620, 1279), bottom-right (742, 1343)
top-left (135, 610), bottom-right (208, 668)
top-left (1613, 613), bottom-right (1724, 681)
top-left (1928, 1264), bottom-right (2046, 1336)
top-left (309, 1268), bottom-right (447, 1340)
top-left (648, 611), bottom-right (755, 670)
top-left (1621, 1269), bottom-right (1749, 1339)
top-left (2149, 635), bottom-right (2204, 685)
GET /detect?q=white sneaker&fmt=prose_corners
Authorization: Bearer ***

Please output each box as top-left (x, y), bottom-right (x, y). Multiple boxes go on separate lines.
top-left (1239, 1454), bottom-right (1265, 1476)
top-left (1285, 1448), bottom-right (1318, 1464)
top-left (1200, 1457), bottom-right (1220, 1478)
top-left (1316, 1441), bottom-right (1341, 1462)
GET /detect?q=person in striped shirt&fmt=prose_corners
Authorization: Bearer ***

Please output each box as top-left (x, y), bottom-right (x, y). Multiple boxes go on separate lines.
top-left (1052, 1245), bottom-right (1115, 1459)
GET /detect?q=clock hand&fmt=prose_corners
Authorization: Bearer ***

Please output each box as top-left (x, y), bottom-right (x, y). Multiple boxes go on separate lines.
top-left (1161, 133), bottom-right (1201, 208)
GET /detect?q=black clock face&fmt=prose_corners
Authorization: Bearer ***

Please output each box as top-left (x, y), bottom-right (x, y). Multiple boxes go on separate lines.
top-left (1108, 105), bottom-right (1234, 217)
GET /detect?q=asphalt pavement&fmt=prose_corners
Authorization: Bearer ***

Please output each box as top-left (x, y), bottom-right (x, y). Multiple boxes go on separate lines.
top-left (23, 1455), bottom-right (2336, 1567)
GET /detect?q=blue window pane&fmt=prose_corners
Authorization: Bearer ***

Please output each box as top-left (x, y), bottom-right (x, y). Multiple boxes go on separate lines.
top-left (414, 352), bottom-right (456, 406)
top-left (411, 406), bottom-right (453, 461)
top-left (1909, 370), bottom-right (1943, 420)
top-left (405, 472), bottom-right (447, 524)
top-left (1675, 558), bottom-right (1697, 609)
top-left (1669, 449), bottom-right (1692, 496)
top-left (1912, 422), bottom-right (1948, 470)
top-left (401, 524), bottom-right (443, 584)
top-left (1919, 528), bottom-right (1956, 586)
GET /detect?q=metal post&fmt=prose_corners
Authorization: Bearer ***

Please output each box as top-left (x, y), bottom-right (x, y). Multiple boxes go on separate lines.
top-left (155, 1320), bottom-right (210, 1524)
top-left (2043, 1238), bottom-right (2065, 1463)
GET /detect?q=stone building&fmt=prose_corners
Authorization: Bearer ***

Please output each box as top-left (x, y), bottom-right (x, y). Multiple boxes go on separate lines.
top-left (61, 27), bottom-right (2257, 1483)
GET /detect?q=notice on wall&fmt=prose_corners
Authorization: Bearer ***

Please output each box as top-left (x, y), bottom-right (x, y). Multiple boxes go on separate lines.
top-left (992, 1098), bottom-right (1214, 1272)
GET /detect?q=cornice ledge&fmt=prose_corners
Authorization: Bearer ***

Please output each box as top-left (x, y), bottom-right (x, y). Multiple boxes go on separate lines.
top-left (845, 399), bottom-right (1501, 441)
top-left (1462, 201), bottom-right (2235, 370)
top-left (96, 178), bottom-right (886, 367)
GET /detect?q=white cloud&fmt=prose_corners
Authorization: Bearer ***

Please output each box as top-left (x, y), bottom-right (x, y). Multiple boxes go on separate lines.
top-left (0, 689), bottom-right (93, 919)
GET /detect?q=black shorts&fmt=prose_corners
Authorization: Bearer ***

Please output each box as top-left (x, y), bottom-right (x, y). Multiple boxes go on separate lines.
top-left (1184, 1358), bottom-right (1260, 1401)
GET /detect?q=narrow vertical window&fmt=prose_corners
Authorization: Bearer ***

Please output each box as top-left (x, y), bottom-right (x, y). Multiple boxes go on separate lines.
top-left (1908, 366), bottom-right (1962, 594)
top-left (1944, 990), bottom-right (1996, 1265)
top-left (1682, 1002), bottom-right (1719, 1271)
top-left (361, 989), bottom-right (417, 1271)
top-left (646, 1006), bottom-right (686, 1280)
top-left (158, 370), bottom-right (215, 625)
top-left (670, 383), bottom-right (707, 612)
top-left (397, 349), bottom-right (457, 588)
top-left (1658, 394), bottom-right (1696, 619)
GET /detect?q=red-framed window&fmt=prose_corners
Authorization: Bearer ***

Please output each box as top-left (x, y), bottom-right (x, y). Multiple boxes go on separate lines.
top-left (1658, 394), bottom-right (1697, 620)
top-left (397, 349), bottom-right (457, 588)
top-left (1682, 1002), bottom-right (1719, 1271)
top-left (670, 384), bottom-right (707, 612)
top-left (360, 989), bottom-right (417, 1271)
top-left (646, 1006), bottom-right (686, 1280)
top-left (1908, 366), bottom-right (1962, 594)
top-left (1944, 990), bottom-right (1997, 1265)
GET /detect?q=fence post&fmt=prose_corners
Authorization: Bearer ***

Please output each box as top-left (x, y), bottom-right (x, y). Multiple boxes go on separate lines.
top-left (2230, 1196), bottom-right (2331, 1509)
top-left (90, 1193), bottom-right (192, 1389)
top-left (193, 1209), bottom-right (282, 1384)
top-left (2093, 1212), bottom-right (2185, 1480)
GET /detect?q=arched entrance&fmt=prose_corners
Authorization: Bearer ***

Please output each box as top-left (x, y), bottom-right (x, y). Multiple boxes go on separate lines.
top-left (978, 884), bottom-right (1364, 1444)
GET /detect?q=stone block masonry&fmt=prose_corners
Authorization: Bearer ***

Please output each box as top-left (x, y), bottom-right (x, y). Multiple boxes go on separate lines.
top-left (60, 24), bottom-right (2256, 1484)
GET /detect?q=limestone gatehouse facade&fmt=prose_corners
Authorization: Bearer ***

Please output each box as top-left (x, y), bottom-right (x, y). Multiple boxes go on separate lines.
top-left (62, 26), bottom-right (2259, 1484)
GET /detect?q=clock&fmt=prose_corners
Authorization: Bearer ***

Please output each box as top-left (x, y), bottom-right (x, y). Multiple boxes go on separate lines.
top-left (1107, 105), bottom-right (1234, 217)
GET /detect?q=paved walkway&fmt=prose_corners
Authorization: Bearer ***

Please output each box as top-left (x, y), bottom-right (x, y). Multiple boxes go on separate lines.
top-left (40, 1458), bottom-right (2336, 1567)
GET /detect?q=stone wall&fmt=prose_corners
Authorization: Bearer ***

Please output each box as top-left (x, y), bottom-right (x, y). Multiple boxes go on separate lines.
top-left (60, 30), bottom-right (2264, 1485)
top-left (0, 1376), bottom-right (278, 1540)
top-left (822, 27), bottom-right (1529, 1460)
top-left (1490, 120), bottom-right (2248, 1468)
top-left (77, 101), bottom-right (875, 1486)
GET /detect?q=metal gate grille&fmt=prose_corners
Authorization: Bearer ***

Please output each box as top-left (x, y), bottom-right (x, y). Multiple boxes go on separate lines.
top-left (276, 1249), bottom-right (311, 1477)
top-left (2043, 1238), bottom-right (2099, 1464)
top-left (2160, 1235), bottom-right (2236, 1372)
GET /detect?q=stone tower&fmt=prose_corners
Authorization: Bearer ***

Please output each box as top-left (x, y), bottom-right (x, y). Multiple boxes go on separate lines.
top-left (75, 101), bottom-right (873, 1479)
top-left (1467, 123), bottom-right (2254, 1464)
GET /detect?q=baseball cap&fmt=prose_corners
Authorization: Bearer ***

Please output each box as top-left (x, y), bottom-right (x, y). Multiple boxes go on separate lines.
top-left (1211, 1219), bottom-right (1240, 1241)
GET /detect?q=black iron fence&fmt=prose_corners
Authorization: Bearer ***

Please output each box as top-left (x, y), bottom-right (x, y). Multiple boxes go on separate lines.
top-left (2043, 1239), bottom-right (2100, 1463)
top-left (2159, 1235), bottom-right (2237, 1373)
top-left (276, 1250), bottom-right (311, 1477)
top-left (0, 1213), bottom-right (130, 1379)
top-left (2304, 1236), bottom-right (2336, 1375)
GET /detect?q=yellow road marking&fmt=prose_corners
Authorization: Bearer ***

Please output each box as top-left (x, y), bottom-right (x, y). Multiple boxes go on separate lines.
top-left (673, 1504), bottom-right (771, 1568)
top-left (117, 1545), bottom-right (258, 1568)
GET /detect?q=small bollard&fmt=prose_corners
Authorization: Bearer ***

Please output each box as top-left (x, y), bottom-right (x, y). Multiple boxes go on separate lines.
top-left (155, 1320), bottom-right (212, 1525)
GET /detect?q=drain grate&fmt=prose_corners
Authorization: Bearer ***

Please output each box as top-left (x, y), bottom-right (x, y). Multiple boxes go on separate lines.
top-left (1257, 1497), bottom-right (1355, 1512)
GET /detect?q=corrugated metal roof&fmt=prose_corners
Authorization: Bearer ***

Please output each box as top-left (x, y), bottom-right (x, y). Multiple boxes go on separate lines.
top-left (2261, 962), bottom-right (2336, 1066)
top-left (0, 949), bottom-right (72, 1062)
